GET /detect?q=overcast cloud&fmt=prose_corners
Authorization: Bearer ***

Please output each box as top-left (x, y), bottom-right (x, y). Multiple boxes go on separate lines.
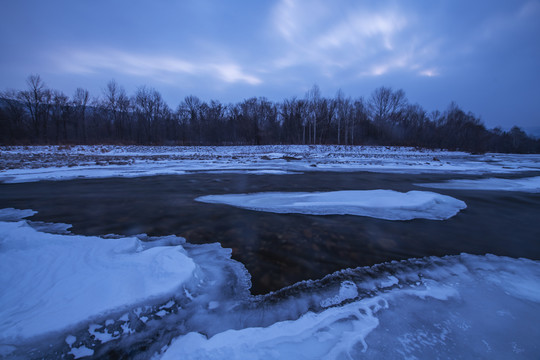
top-left (1, 0), bottom-right (539, 130)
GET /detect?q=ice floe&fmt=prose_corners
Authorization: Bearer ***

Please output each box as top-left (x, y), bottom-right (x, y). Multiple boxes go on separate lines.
top-left (196, 190), bottom-right (467, 220)
top-left (0, 220), bottom-right (195, 342)
top-left (418, 175), bottom-right (540, 193)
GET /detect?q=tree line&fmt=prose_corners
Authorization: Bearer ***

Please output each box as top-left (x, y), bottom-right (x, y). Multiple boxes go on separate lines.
top-left (1, 74), bottom-right (538, 153)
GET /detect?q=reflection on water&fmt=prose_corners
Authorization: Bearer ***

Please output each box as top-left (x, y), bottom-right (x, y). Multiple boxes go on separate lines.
top-left (1, 171), bottom-right (540, 294)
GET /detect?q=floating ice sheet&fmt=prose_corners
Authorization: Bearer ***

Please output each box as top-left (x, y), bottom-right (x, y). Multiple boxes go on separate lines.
top-left (196, 190), bottom-right (467, 220)
top-left (418, 176), bottom-right (540, 193)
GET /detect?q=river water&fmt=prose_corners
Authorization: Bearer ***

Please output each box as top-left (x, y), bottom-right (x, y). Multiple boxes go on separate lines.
top-left (1, 171), bottom-right (539, 295)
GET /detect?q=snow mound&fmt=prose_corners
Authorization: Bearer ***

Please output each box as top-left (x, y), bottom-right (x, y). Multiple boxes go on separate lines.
top-left (0, 220), bottom-right (195, 342)
top-left (418, 176), bottom-right (540, 193)
top-left (196, 190), bottom-right (466, 220)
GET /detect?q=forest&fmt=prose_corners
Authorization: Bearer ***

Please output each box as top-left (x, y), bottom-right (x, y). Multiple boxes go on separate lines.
top-left (1, 75), bottom-right (539, 153)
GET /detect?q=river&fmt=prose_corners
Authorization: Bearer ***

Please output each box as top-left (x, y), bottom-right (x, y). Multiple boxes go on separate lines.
top-left (1, 171), bottom-right (539, 295)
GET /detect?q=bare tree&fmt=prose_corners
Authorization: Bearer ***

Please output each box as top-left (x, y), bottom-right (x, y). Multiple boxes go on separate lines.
top-left (179, 95), bottom-right (202, 145)
top-left (73, 88), bottom-right (89, 143)
top-left (17, 74), bottom-right (51, 141)
top-left (335, 89), bottom-right (353, 145)
top-left (306, 84), bottom-right (321, 144)
top-left (51, 90), bottom-right (69, 142)
top-left (368, 86), bottom-right (407, 123)
top-left (1, 89), bottom-right (27, 142)
top-left (102, 80), bottom-right (130, 140)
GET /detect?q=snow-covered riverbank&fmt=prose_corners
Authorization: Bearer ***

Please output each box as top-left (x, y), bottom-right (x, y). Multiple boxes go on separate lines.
top-left (2, 145), bottom-right (540, 183)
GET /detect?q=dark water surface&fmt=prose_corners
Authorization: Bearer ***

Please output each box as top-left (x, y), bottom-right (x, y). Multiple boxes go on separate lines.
top-left (1, 171), bottom-right (540, 295)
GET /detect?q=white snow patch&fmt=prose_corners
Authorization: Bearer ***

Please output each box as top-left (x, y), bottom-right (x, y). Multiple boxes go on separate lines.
top-left (196, 190), bottom-right (466, 220)
top-left (88, 324), bottom-right (116, 343)
top-left (418, 176), bottom-right (540, 193)
top-left (121, 322), bottom-right (134, 335)
top-left (0, 220), bottom-right (196, 342)
top-left (155, 310), bottom-right (168, 318)
top-left (208, 301), bottom-right (220, 310)
top-left (320, 281), bottom-right (358, 308)
top-left (380, 275), bottom-right (399, 288)
top-left (65, 335), bottom-right (76, 347)
top-left (69, 345), bottom-right (94, 359)
top-left (160, 300), bottom-right (175, 309)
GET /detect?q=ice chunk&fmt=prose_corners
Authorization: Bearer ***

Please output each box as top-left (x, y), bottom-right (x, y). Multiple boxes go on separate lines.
top-left (0, 220), bottom-right (196, 342)
top-left (0, 208), bottom-right (36, 221)
top-left (196, 190), bottom-right (466, 220)
top-left (417, 176), bottom-right (540, 192)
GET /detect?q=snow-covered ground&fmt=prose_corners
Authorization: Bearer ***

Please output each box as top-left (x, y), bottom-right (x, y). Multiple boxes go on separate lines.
top-left (2, 145), bottom-right (540, 183)
top-left (196, 190), bottom-right (466, 220)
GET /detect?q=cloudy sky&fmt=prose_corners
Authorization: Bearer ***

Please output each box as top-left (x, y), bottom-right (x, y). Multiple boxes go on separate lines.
top-left (1, 0), bottom-right (539, 130)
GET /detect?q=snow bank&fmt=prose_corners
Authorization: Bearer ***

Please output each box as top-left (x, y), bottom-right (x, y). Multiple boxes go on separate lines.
top-left (0, 220), bottom-right (195, 342)
top-left (161, 254), bottom-right (540, 360)
top-left (196, 190), bottom-right (466, 220)
top-left (418, 176), bottom-right (540, 193)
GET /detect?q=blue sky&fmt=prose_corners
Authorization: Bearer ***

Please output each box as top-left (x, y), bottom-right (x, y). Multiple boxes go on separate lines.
top-left (1, 0), bottom-right (539, 130)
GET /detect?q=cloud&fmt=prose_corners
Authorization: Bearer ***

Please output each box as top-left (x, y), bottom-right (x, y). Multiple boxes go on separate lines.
top-left (418, 68), bottom-right (439, 77)
top-left (52, 49), bottom-right (261, 85)
top-left (316, 11), bottom-right (407, 50)
top-left (269, 0), bottom-right (439, 78)
top-left (210, 64), bottom-right (262, 85)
